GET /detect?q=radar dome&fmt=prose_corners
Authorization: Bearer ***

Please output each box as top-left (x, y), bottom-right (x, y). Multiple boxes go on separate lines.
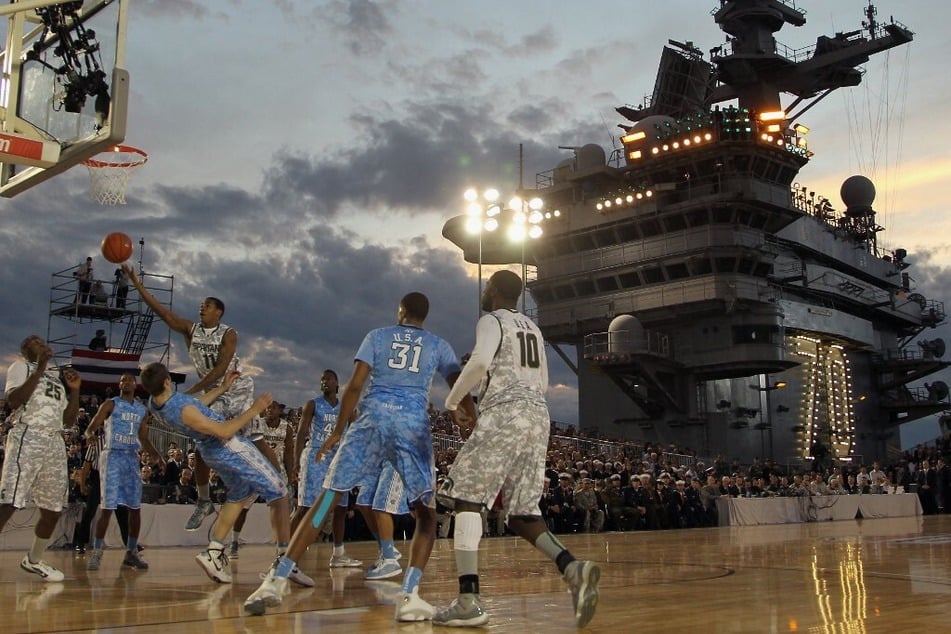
top-left (840, 175), bottom-right (876, 211)
top-left (577, 144), bottom-right (606, 171)
top-left (608, 314), bottom-right (644, 354)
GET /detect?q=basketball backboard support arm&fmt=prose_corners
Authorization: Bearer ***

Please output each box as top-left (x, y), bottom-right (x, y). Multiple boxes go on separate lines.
top-left (0, 0), bottom-right (129, 198)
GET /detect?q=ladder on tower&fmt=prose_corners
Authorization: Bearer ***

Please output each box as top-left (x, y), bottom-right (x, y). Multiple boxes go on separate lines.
top-left (121, 308), bottom-right (155, 355)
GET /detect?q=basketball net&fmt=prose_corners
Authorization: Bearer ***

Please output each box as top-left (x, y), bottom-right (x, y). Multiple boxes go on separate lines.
top-left (82, 145), bottom-right (148, 205)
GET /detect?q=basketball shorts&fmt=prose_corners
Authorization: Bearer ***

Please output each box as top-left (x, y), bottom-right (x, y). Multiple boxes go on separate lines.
top-left (209, 375), bottom-right (265, 440)
top-left (297, 445), bottom-right (346, 509)
top-left (0, 426), bottom-right (68, 512)
top-left (198, 434), bottom-right (286, 504)
top-left (356, 461), bottom-right (411, 515)
top-left (324, 402), bottom-right (435, 508)
top-left (100, 449), bottom-right (142, 510)
top-left (436, 400), bottom-right (549, 517)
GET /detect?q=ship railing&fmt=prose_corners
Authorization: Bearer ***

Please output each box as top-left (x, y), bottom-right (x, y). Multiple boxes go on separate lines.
top-left (710, 35), bottom-right (810, 65)
top-left (583, 329), bottom-right (671, 359)
top-left (874, 344), bottom-right (947, 364)
top-left (882, 385), bottom-right (947, 406)
top-left (536, 168), bottom-right (554, 189)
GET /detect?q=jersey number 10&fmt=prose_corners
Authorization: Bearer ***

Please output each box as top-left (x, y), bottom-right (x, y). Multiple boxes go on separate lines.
top-left (516, 331), bottom-right (540, 368)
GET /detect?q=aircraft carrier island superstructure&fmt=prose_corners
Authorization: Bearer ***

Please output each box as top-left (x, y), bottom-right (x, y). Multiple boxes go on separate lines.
top-left (443, 1), bottom-right (947, 466)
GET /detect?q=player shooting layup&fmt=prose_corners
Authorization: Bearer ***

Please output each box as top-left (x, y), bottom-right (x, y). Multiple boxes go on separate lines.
top-left (123, 263), bottom-right (268, 531)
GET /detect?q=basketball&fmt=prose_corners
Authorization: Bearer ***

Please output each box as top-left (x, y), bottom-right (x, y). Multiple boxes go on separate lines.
top-left (101, 231), bottom-right (133, 264)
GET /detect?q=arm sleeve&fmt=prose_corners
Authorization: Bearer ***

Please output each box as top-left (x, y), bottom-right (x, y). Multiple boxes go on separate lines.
top-left (445, 315), bottom-right (502, 410)
top-left (4, 361), bottom-right (28, 397)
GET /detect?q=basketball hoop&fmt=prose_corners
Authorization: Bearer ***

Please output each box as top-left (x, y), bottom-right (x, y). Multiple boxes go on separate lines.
top-left (82, 145), bottom-right (148, 205)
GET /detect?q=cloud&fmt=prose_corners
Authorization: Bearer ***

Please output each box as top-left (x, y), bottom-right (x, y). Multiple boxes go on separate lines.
top-left (261, 100), bottom-right (571, 220)
top-left (137, 0), bottom-right (228, 19)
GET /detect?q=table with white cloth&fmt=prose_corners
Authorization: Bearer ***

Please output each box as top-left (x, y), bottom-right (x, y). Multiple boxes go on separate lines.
top-left (0, 503), bottom-right (275, 550)
top-left (716, 493), bottom-right (923, 526)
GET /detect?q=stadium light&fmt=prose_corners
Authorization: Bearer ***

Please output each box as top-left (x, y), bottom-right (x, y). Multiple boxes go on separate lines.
top-left (463, 189), bottom-right (545, 314)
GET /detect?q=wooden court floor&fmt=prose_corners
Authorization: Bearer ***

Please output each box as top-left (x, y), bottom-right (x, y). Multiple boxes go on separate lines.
top-left (4, 515), bottom-right (951, 633)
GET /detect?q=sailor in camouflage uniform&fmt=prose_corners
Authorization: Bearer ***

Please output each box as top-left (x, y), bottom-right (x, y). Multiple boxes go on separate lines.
top-left (433, 270), bottom-right (601, 628)
top-left (0, 335), bottom-right (82, 582)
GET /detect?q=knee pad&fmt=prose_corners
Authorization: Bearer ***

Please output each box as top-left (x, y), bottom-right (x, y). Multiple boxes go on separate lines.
top-left (454, 511), bottom-right (483, 551)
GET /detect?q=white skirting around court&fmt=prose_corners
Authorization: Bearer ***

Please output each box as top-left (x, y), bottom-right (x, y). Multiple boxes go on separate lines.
top-left (0, 502), bottom-right (276, 551)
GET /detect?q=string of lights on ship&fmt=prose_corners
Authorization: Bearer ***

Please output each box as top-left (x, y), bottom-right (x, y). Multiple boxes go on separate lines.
top-left (589, 106), bottom-right (812, 214)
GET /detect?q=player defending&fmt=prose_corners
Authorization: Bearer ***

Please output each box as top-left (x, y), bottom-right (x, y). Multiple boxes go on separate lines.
top-left (83, 373), bottom-right (162, 571)
top-left (244, 292), bottom-right (475, 619)
top-left (292, 369), bottom-right (363, 569)
top-left (0, 335), bottom-right (82, 582)
top-left (123, 263), bottom-right (265, 531)
top-left (434, 270), bottom-right (601, 628)
top-left (140, 363), bottom-right (291, 584)
top-left (228, 401), bottom-right (297, 560)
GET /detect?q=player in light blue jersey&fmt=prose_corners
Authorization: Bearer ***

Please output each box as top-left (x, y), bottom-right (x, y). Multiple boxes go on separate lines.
top-left (124, 264), bottom-right (277, 532)
top-left (140, 363), bottom-right (292, 586)
top-left (83, 372), bottom-right (162, 571)
top-left (292, 369), bottom-right (366, 569)
top-left (245, 292), bottom-right (476, 619)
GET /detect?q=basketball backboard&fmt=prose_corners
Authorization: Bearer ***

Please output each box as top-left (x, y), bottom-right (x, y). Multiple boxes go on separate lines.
top-left (0, 0), bottom-right (129, 198)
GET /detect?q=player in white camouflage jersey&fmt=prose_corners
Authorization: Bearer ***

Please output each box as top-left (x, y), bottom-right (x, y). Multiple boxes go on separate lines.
top-left (434, 270), bottom-right (601, 628)
top-left (123, 264), bottom-right (274, 531)
top-left (0, 335), bottom-right (82, 583)
top-left (229, 401), bottom-right (296, 560)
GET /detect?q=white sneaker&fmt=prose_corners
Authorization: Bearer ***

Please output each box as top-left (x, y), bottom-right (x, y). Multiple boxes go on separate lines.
top-left (244, 571), bottom-right (289, 616)
top-left (329, 553), bottom-right (363, 568)
top-left (20, 555), bottom-right (65, 582)
top-left (395, 588), bottom-right (434, 622)
top-left (288, 565), bottom-right (315, 587)
top-left (195, 548), bottom-right (232, 584)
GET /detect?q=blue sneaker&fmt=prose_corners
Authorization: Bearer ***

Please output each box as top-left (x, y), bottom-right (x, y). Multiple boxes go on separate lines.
top-left (365, 557), bottom-right (402, 580)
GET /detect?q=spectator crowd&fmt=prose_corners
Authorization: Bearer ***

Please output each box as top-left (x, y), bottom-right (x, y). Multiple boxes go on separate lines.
top-left (3, 392), bottom-right (951, 543)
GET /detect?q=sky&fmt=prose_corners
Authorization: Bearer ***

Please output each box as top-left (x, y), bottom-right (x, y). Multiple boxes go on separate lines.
top-left (2, 0), bottom-right (951, 443)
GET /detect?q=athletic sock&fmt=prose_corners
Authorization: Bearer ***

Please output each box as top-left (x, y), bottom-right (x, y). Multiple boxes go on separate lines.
top-left (274, 555), bottom-right (296, 579)
top-left (208, 538), bottom-right (226, 552)
top-left (381, 539), bottom-right (398, 559)
top-left (197, 484), bottom-right (210, 501)
top-left (402, 566), bottom-right (423, 593)
top-left (28, 536), bottom-right (51, 563)
top-left (534, 531), bottom-right (575, 574)
top-left (333, 543), bottom-right (345, 556)
top-left (93, 537), bottom-right (105, 550)
top-left (126, 536), bottom-right (138, 552)
top-left (453, 511), bottom-right (483, 579)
